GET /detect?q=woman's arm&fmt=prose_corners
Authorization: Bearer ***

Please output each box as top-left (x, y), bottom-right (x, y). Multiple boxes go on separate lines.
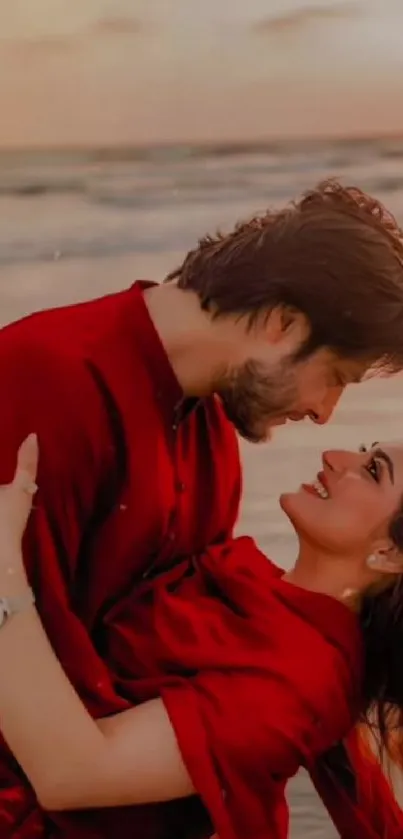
top-left (0, 437), bottom-right (194, 811)
top-left (0, 606), bottom-right (194, 810)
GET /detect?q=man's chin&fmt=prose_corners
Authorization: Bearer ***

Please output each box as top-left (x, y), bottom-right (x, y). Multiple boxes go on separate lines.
top-left (256, 417), bottom-right (287, 442)
top-left (220, 403), bottom-right (283, 444)
top-left (235, 422), bottom-right (275, 445)
top-left (243, 416), bottom-right (290, 443)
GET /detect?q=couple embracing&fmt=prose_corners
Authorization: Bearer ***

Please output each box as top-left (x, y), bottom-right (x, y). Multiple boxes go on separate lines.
top-left (0, 180), bottom-right (403, 838)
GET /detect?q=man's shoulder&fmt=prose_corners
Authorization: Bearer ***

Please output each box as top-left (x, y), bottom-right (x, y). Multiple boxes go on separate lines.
top-left (0, 286), bottom-right (133, 370)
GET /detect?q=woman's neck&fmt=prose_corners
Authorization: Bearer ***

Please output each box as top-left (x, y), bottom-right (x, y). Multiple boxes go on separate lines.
top-left (283, 547), bottom-right (363, 611)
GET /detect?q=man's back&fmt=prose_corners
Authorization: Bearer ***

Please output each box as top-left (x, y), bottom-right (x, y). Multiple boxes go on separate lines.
top-left (0, 282), bottom-right (241, 837)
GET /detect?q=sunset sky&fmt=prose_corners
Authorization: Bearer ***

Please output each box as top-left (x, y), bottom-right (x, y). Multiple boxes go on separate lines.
top-left (1, 0), bottom-right (403, 146)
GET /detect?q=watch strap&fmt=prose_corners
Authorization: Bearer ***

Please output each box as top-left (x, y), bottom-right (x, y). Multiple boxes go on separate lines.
top-left (0, 589), bottom-right (35, 627)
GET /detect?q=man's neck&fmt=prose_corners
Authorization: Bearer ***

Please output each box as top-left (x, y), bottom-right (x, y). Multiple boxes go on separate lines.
top-left (144, 283), bottom-right (232, 397)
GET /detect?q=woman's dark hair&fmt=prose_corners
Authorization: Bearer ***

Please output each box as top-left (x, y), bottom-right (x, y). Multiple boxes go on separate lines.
top-left (320, 499), bottom-right (403, 798)
top-left (166, 179), bottom-right (403, 371)
top-left (359, 504), bottom-right (403, 747)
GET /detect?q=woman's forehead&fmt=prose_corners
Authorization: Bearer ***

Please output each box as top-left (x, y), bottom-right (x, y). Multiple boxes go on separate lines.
top-left (377, 440), bottom-right (403, 453)
top-left (377, 442), bottom-right (403, 478)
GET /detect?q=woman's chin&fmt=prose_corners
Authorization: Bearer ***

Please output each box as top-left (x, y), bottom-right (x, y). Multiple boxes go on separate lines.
top-left (279, 488), bottom-right (324, 531)
top-left (280, 490), bottom-right (343, 555)
top-left (279, 491), bottom-right (299, 517)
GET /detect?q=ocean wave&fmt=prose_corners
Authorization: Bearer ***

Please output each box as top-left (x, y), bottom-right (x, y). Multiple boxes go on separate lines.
top-left (0, 139), bottom-right (402, 267)
top-left (0, 175), bottom-right (402, 207)
top-left (1, 176), bottom-right (401, 205)
top-left (0, 138), bottom-right (400, 199)
top-left (0, 234), bottom-right (174, 267)
top-left (0, 179), bottom-right (83, 197)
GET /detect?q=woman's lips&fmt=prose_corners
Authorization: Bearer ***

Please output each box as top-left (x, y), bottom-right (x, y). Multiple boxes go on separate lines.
top-left (301, 472), bottom-right (330, 499)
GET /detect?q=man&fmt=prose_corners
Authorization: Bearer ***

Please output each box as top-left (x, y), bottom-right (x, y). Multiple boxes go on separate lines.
top-left (0, 179), bottom-right (403, 838)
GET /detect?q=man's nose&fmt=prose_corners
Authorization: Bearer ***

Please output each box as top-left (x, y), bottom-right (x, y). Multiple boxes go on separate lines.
top-left (309, 387), bottom-right (344, 426)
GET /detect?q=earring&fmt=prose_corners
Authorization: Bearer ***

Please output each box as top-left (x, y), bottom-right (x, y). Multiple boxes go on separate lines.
top-left (366, 554), bottom-right (378, 568)
top-left (341, 587), bottom-right (358, 601)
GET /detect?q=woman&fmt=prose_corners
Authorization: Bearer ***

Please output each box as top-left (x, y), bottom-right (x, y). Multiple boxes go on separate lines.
top-left (0, 435), bottom-right (403, 838)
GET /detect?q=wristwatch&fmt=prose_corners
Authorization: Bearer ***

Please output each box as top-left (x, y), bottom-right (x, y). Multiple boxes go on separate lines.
top-left (0, 589), bottom-right (35, 628)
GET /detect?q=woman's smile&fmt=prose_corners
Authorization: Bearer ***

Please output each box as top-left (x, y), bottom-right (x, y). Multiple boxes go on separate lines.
top-left (280, 441), bottom-right (403, 559)
top-left (301, 472), bottom-right (330, 499)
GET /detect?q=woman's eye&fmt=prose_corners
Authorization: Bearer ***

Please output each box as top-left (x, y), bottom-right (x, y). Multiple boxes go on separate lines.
top-left (366, 457), bottom-right (381, 482)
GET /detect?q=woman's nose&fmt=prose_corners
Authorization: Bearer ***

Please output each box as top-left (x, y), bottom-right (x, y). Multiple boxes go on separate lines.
top-left (322, 449), bottom-right (362, 472)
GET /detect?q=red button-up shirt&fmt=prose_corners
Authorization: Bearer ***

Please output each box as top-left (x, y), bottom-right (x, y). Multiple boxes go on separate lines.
top-left (0, 281), bottom-right (241, 838)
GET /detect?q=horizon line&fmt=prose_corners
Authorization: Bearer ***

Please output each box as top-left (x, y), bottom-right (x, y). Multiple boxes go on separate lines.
top-left (0, 130), bottom-right (402, 156)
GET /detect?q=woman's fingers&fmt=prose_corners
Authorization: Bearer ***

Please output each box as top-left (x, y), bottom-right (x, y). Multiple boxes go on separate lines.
top-left (13, 434), bottom-right (39, 495)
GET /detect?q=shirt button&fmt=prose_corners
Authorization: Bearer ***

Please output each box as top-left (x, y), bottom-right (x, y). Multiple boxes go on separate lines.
top-left (168, 532), bottom-right (176, 541)
top-left (176, 481), bottom-right (186, 492)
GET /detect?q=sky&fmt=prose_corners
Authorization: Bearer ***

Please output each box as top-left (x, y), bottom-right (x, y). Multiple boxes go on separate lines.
top-left (0, 0), bottom-right (403, 146)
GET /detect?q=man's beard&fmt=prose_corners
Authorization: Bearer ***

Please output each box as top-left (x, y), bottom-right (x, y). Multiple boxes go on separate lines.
top-left (217, 358), bottom-right (299, 443)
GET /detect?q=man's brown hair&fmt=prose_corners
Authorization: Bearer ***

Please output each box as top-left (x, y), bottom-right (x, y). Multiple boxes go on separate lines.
top-left (166, 179), bottom-right (403, 370)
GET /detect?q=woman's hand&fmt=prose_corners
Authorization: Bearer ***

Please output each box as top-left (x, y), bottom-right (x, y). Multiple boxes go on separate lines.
top-left (0, 434), bottom-right (38, 555)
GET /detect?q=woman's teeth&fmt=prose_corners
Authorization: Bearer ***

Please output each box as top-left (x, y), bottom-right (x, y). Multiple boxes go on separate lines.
top-left (311, 479), bottom-right (329, 499)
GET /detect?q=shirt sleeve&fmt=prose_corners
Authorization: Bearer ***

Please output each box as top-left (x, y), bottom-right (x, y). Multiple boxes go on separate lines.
top-left (0, 331), bottom-right (128, 711)
top-left (162, 670), bottom-right (317, 839)
top-left (0, 331), bottom-right (129, 831)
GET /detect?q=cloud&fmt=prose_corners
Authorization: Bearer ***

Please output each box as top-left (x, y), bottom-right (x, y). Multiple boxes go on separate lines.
top-left (252, 2), bottom-right (362, 34)
top-left (0, 14), bottom-right (147, 61)
top-left (90, 16), bottom-right (146, 36)
top-left (0, 34), bottom-right (76, 63)
top-left (18, 35), bottom-right (73, 52)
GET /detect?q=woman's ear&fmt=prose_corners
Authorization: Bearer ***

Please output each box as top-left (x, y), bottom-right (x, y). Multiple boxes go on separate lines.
top-left (366, 540), bottom-right (403, 576)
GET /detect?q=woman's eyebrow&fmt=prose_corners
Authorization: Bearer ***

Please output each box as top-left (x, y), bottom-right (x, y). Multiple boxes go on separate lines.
top-left (372, 447), bottom-right (394, 483)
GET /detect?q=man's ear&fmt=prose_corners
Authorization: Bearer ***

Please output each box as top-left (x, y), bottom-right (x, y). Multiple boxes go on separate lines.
top-left (266, 306), bottom-right (307, 346)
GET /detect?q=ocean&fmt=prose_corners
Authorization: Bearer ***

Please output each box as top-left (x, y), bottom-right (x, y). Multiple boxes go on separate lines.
top-left (2, 137), bottom-right (403, 837)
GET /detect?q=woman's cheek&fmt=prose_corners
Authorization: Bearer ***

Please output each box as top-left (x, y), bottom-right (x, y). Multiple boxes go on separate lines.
top-left (336, 493), bottom-right (378, 540)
